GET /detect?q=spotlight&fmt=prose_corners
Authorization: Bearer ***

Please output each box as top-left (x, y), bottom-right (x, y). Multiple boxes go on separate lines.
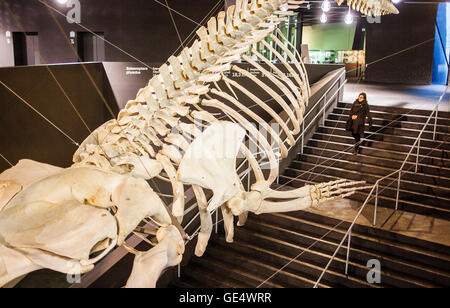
top-left (57, 0), bottom-right (68, 4)
top-left (321, 0), bottom-right (331, 13)
top-left (345, 8), bottom-right (353, 24)
top-left (392, 0), bottom-right (401, 4)
top-left (320, 13), bottom-right (327, 23)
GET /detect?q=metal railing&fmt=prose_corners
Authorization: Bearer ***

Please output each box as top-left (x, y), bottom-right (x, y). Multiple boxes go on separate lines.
top-left (313, 85), bottom-right (448, 288)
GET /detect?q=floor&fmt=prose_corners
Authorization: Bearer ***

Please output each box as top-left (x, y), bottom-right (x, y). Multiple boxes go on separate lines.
top-left (343, 80), bottom-right (450, 112)
top-left (304, 198), bottom-right (450, 248)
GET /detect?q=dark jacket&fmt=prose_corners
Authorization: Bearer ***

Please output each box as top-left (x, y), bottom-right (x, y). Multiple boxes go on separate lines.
top-left (348, 100), bottom-right (373, 135)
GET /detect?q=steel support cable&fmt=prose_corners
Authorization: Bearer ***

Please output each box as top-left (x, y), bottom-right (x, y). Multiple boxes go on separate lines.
top-left (0, 153), bottom-right (14, 167)
top-left (155, 0), bottom-right (202, 27)
top-left (169, 0), bottom-right (225, 57)
top-left (38, 0), bottom-right (117, 120)
top-left (0, 80), bottom-right (80, 146)
top-left (164, 0), bottom-right (185, 49)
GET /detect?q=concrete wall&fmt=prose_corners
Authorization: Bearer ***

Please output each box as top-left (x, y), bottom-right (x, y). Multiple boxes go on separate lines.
top-left (365, 3), bottom-right (438, 85)
top-left (0, 0), bottom-right (222, 66)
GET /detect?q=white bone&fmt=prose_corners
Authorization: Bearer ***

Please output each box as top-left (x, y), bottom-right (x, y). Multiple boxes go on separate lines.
top-left (242, 54), bottom-right (304, 128)
top-left (125, 225), bottom-right (184, 288)
top-left (178, 122), bottom-right (245, 212)
top-left (232, 65), bottom-right (300, 134)
top-left (251, 47), bottom-right (306, 115)
top-left (192, 184), bottom-right (212, 257)
top-left (156, 153), bottom-right (185, 223)
top-left (210, 88), bottom-right (289, 158)
top-left (221, 75), bottom-right (295, 147)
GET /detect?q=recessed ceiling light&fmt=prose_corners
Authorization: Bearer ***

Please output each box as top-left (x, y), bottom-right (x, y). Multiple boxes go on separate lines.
top-left (345, 9), bottom-right (353, 24)
top-left (321, 0), bottom-right (331, 13)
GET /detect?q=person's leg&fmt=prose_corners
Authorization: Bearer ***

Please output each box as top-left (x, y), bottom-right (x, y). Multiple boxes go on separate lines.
top-left (352, 133), bottom-right (361, 154)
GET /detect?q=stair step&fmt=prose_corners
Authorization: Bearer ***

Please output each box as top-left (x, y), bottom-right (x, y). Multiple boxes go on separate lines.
top-left (324, 119), bottom-right (449, 141)
top-left (312, 132), bottom-right (449, 157)
top-left (302, 146), bottom-right (450, 179)
top-left (240, 217), bottom-right (446, 287)
top-left (319, 126), bottom-right (448, 149)
top-left (181, 259), bottom-right (249, 288)
top-left (219, 232), bottom-right (376, 288)
top-left (190, 251), bottom-right (282, 288)
top-left (205, 239), bottom-right (329, 288)
top-left (290, 210), bottom-right (450, 256)
top-left (333, 107), bottom-right (450, 126)
top-left (280, 172), bottom-right (450, 220)
top-left (337, 102), bottom-right (450, 118)
top-left (246, 214), bottom-right (450, 287)
top-left (287, 161), bottom-right (450, 205)
top-left (297, 153), bottom-right (450, 188)
top-left (307, 138), bottom-right (450, 167)
top-left (328, 113), bottom-right (449, 134)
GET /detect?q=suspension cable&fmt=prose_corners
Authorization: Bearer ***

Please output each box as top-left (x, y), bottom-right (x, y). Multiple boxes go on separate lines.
top-left (164, 0), bottom-right (185, 48)
top-left (0, 80), bottom-right (80, 146)
top-left (0, 153), bottom-right (14, 167)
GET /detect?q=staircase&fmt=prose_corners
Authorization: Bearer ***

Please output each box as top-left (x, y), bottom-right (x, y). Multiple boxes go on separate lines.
top-left (171, 103), bottom-right (450, 288)
top-left (285, 102), bottom-right (450, 219)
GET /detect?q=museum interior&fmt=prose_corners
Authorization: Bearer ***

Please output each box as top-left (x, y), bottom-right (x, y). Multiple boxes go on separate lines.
top-left (0, 0), bottom-right (448, 290)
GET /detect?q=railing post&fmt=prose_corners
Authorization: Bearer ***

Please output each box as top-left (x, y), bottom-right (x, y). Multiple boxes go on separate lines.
top-left (345, 229), bottom-right (352, 275)
top-left (322, 94), bottom-right (327, 126)
top-left (433, 109), bottom-right (438, 141)
top-left (395, 171), bottom-right (401, 210)
top-left (247, 168), bottom-right (251, 191)
top-left (215, 209), bottom-right (218, 234)
top-left (373, 183), bottom-right (378, 226)
top-left (415, 137), bottom-right (421, 173)
top-left (301, 121), bottom-right (305, 154)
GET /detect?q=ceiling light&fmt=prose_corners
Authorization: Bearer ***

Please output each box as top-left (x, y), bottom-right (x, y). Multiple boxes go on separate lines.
top-left (392, 0), bottom-right (401, 4)
top-left (321, 0), bottom-right (331, 13)
top-left (345, 8), bottom-right (353, 24)
top-left (57, 0), bottom-right (68, 4)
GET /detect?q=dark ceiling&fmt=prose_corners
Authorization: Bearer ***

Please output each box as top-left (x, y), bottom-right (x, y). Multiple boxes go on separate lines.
top-left (297, 0), bottom-right (445, 26)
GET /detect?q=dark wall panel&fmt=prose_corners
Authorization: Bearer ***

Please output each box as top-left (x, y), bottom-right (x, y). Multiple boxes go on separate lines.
top-left (0, 63), bottom-right (119, 172)
top-left (365, 3), bottom-right (438, 85)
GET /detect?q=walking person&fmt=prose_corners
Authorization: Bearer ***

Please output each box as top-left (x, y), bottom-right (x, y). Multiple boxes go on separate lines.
top-left (346, 92), bottom-right (373, 155)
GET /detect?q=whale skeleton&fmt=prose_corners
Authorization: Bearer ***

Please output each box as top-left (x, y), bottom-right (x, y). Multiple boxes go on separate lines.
top-left (0, 0), bottom-right (395, 288)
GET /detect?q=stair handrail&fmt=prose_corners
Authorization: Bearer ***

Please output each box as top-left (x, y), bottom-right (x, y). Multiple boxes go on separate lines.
top-left (313, 85), bottom-right (448, 288)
